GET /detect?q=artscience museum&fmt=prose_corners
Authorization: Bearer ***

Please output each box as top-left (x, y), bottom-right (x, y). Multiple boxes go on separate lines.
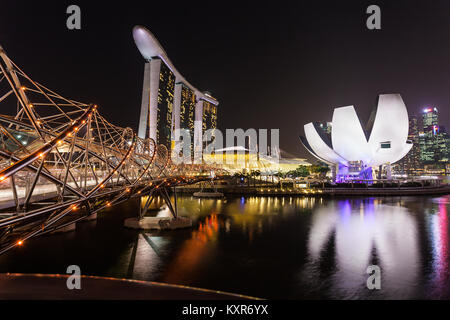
top-left (300, 94), bottom-right (413, 181)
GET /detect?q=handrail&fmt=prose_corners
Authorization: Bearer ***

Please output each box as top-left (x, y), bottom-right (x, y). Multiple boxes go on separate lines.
top-left (0, 104), bottom-right (96, 182)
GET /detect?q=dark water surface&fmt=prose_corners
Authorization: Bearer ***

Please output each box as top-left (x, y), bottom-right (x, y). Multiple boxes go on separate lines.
top-left (0, 195), bottom-right (449, 299)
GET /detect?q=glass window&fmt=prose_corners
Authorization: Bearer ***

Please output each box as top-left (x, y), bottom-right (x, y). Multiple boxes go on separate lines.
top-left (380, 141), bottom-right (391, 149)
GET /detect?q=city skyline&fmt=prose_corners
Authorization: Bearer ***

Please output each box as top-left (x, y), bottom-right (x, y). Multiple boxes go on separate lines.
top-left (0, 1), bottom-right (449, 161)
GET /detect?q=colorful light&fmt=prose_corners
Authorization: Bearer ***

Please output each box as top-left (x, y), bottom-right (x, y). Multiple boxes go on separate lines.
top-left (433, 125), bottom-right (439, 135)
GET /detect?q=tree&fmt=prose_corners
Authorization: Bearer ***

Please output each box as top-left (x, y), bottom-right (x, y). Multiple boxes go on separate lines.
top-left (274, 171), bottom-right (286, 178)
top-left (287, 165), bottom-right (310, 178)
top-left (310, 164), bottom-right (330, 178)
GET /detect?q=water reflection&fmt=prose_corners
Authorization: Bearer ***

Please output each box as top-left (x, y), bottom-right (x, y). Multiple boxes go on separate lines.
top-left (0, 194), bottom-right (449, 299)
top-left (427, 196), bottom-right (449, 298)
top-left (302, 198), bottom-right (420, 299)
top-left (125, 195), bottom-right (450, 298)
top-left (128, 233), bottom-right (166, 279)
top-left (163, 214), bottom-right (219, 285)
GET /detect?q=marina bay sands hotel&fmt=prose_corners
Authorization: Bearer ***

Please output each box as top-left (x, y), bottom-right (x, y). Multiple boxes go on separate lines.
top-left (133, 25), bottom-right (219, 161)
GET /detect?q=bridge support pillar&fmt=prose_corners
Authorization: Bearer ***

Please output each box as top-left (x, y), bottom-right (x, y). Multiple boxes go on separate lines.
top-left (124, 217), bottom-right (192, 230)
top-left (126, 187), bottom-right (191, 230)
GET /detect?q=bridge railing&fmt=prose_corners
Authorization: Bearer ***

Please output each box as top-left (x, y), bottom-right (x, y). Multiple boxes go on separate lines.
top-left (0, 44), bottom-right (227, 254)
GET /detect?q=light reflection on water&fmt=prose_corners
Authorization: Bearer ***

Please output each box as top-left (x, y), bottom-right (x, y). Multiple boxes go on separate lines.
top-left (0, 195), bottom-right (449, 299)
top-left (426, 196), bottom-right (449, 298)
top-left (301, 199), bottom-right (420, 299)
top-left (128, 195), bottom-right (450, 299)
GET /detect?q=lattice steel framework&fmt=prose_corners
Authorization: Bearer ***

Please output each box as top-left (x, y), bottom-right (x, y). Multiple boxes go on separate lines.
top-left (0, 45), bottom-right (225, 255)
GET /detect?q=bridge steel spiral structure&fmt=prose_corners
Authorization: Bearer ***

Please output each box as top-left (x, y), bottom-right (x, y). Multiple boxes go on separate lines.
top-left (0, 45), bottom-right (223, 255)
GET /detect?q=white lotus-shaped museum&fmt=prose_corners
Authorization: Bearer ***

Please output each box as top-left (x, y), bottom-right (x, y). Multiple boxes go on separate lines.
top-left (300, 94), bottom-right (413, 171)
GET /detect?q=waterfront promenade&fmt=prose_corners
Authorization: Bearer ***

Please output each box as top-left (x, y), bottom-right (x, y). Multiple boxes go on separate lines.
top-left (0, 274), bottom-right (257, 300)
top-left (177, 181), bottom-right (450, 197)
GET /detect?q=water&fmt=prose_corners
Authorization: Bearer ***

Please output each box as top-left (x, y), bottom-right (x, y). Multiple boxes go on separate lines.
top-left (0, 195), bottom-right (449, 299)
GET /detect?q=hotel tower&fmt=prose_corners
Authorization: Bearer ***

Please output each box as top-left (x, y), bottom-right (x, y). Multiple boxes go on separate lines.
top-left (132, 25), bottom-right (219, 162)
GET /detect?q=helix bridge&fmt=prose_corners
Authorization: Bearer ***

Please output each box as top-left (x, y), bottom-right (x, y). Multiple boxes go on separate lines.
top-left (0, 45), bottom-right (225, 255)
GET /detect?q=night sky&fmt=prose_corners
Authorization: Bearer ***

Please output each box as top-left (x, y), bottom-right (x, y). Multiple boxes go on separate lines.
top-left (1, 0), bottom-right (449, 160)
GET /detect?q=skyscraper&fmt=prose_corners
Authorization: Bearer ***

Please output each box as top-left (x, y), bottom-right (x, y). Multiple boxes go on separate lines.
top-left (133, 26), bottom-right (219, 160)
top-left (420, 107), bottom-right (448, 165)
top-left (318, 122), bottom-right (332, 136)
top-left (201, 93), bottom-right (218, 133)
top-left (436, 126), bottom-right (450, 164)
top-left (396, 115), bottom-right (421, 175)
top-left (157, 60), bottom-right (175, 149)
top-left (420, 107), bottom-right (437, 163)
top-left (194, 94), bottom-right (219, 162)
top-left (136, 56), bottom-right (175, 151)
top-left (174, 83), bottom-right (196, 159)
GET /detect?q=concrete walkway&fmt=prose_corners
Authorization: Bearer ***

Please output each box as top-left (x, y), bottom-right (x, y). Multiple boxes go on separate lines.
top-left (0, 273), bottom-right (258, 300)
top-left (0, 179), bottom-right (100, 210)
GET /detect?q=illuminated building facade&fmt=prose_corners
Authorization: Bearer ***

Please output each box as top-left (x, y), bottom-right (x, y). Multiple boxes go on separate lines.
top-left (133, 25), bottom-right (219, 158)
top-left (203, 146), bottom-right (310, 173)
top-left (419, 107), bottom-right (449, 167)
top-left (156, 61), bottom-right (175, 149)
top-left (202, 99), bottom-right (218, 132)
top-left (318, 122), bottom-right (332, 136)
top-left (194, 94), bottom-right (219, 162)
top-left (135, 54), bottom-right (175, 151)
top-left (420, 107), bottom-right (439, 163)
top-left (396, 115), bottom-right (421, 175)
top-left (175, 83), bottom-right (196, 158)
top-left (436, 126), bottom-right (450, 164)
